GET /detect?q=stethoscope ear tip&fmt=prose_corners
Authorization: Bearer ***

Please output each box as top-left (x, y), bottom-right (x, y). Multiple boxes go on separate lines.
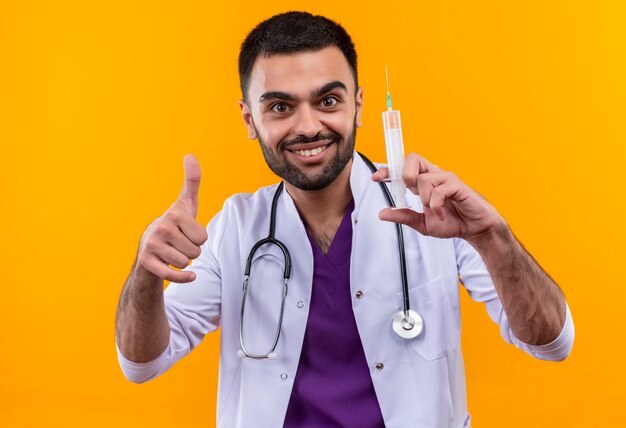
top-left (237, 349), bottom-right (246, 358)
top-left (267, 352), bottom-right (278, 360)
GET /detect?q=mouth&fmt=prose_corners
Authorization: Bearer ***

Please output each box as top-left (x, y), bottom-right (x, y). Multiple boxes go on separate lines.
top-left (289, 144), bottom-right (330, 157)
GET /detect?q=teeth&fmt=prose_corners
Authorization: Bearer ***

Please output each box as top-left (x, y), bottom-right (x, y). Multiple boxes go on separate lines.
top-left (294, 145), bottom-right (327, 157)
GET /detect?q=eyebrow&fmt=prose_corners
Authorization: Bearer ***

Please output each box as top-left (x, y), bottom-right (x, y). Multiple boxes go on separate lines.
top-left (312, 81), bottom-right (348, 98)
top-left (258, 91), bottom-right (297, 103)
top-left (258, 80), bottom-right (348, 103)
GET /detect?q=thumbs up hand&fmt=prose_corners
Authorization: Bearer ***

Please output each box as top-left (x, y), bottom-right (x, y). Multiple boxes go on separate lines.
top-left (137, 154), bottom-right (209, 283)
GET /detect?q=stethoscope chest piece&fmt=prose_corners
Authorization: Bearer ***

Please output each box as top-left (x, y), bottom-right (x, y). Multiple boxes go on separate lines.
top-left (392, 310), bottom-right (423, 339)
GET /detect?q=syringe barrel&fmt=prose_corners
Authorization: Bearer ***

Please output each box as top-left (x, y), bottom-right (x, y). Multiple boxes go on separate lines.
top-left (382, 109), bottom-right (408, 208)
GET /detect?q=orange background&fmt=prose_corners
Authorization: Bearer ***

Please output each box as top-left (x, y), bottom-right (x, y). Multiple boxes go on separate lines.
top-left (1, 1), bottom-right (625, 426)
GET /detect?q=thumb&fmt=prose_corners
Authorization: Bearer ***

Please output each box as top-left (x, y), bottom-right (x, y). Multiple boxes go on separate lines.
top-left (178, 154), bottom-right (201, 217)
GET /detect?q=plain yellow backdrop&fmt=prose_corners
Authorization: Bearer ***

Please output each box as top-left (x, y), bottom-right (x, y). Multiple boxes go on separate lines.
top-left (1, 0), bottom-right (625, 426)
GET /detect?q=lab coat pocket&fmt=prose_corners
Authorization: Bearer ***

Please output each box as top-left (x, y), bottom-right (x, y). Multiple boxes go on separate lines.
top-left (396, 275), bottom-right (459, 361)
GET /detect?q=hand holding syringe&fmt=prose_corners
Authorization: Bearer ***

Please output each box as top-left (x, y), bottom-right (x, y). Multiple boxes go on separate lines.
top-left (382, 66), bottom-right (409, 208)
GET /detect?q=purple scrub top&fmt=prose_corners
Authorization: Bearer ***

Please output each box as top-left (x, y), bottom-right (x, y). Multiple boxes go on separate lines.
top-left (283, 199), bottom-right (385, 428)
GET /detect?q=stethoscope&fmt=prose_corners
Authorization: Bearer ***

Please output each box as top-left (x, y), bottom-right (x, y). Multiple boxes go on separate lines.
top-left (238, 152), bottom-right (423, 359)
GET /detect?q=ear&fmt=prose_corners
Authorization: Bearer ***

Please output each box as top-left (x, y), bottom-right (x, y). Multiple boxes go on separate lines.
top-left (239, 100), bottom-right (258, 139)
top-left (355, 87), bottom-right (364, 128)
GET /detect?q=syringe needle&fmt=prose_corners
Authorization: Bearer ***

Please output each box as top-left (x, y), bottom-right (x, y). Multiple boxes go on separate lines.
top-left (385, 65), bottom-right (392, 110)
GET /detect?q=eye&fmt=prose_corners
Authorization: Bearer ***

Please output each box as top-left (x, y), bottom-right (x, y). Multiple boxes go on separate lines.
top-left (320, 96), bottom-right (339, 108)
top-left (270, 103), bottom-right (289, 113)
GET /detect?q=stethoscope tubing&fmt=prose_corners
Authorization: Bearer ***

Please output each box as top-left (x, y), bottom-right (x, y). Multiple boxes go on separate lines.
top-left (240, 181), bottom-right (291, 359)
top-left (238, 153), bottom-right (420, 359)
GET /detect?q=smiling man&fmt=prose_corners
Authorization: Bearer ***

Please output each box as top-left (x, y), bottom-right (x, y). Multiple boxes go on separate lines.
top-left (240, 44), bottom-right (361, 253)
top-left (116, 11), bottom-right (574, 428)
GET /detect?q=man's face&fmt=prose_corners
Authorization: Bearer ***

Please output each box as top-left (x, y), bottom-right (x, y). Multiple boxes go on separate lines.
top-left (240, 46), bottom-right (363, 191)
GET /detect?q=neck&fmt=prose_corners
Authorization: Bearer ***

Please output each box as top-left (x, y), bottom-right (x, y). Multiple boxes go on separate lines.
top-left (284, 158), bottom-right (353, 231)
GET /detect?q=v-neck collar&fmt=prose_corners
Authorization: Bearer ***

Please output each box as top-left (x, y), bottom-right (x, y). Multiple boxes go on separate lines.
top-left (306, 198), bottom-right (355, 264)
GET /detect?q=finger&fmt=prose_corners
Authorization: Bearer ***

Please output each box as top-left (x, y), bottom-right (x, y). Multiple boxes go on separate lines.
top-left (430, 182), bottom-right (453, 221)
top-left (140, 253), bottom-right (196, 283)
top-left (169, 228), bottom-right (203, 260)
top-left (152, 217), bottom-right (204, 259)
top-left (379, 207), bottom-right (426, 235)
top-left (371, 167), bottom-right (389, 182)
top-left (402, 153), bottom-right (443, 192)
top-left (177, 215), bottom-right (209, 246)
top-left (157, 208), bottom-right (206, 255)
top-left (143, 236), bottom-right (191, 268)
top-left (167, 226), bottom-right (203, 260)
top-left (170, 236), bottom-right (202, 261)
top-left (405, 152), bottom-right (442, 173)
top-left (178, 154), bottom-right (201, 217)
top-left (157, 244), bottom-right (192, 269)
top-left (416, 172), bottom-right (449, 208)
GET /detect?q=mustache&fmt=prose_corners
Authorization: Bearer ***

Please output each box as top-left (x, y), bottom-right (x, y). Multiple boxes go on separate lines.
top-left (281, 132), bottom-right (341, 149)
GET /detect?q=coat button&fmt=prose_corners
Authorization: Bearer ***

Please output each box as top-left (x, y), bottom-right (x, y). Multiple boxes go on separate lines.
top-left (297, 301), bottom-right (305, 308)
top-left (355, 291), bottom-right (363, 299)
top-left (375, 362), bottom-right (384, 370)
top-left (280, 373), bottom-right (288, 380)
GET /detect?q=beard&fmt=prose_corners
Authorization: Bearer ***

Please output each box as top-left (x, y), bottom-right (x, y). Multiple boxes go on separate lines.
top-left (256, 119), bottom-right (357, 191)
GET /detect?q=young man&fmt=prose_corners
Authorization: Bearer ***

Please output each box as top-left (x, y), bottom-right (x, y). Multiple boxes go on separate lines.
top-left (116, 11), bottom-right (574, 427)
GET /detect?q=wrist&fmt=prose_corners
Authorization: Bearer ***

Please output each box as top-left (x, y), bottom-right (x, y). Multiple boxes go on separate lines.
top-left (466, 218), bottom-right (513, 256)
top-left (132, 261), bottom-right (164, 292)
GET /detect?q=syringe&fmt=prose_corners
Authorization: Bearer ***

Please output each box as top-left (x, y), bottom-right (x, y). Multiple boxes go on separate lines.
top-left (382, 66), bottom-right (408, 209)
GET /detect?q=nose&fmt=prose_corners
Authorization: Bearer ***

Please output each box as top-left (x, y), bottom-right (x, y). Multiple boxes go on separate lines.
top-left (292, 105), bottom-right (323, 138)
